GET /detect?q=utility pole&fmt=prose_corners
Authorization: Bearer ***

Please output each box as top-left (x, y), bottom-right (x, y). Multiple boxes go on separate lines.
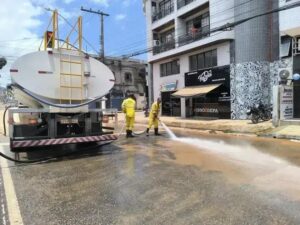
top-left (81, 7), bottom-right (109, 62)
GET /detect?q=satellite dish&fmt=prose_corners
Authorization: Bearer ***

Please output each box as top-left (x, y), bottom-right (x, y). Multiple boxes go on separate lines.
top-left (279, 69), bottom-right (290, 80)
top-left (293, 73), bottom-right (300, 81)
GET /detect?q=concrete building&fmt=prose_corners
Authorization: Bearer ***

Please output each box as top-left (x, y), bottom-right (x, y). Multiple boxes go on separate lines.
top-left (103, 56), bottom-right (148, 110)
top-left (89, 56), bottom-right (148, 110)
top-left (144, 0), bottom-right (235, 119)
top-left (143, 0), bottom-right (300, 120)
top-left (273, 0), bottom-right (300, 124)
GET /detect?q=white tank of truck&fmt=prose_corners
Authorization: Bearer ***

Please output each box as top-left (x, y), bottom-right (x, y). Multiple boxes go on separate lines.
top-left (7, 11), bottom-right (118, 154)
top-left (10, 48), bottom-right (115, 107)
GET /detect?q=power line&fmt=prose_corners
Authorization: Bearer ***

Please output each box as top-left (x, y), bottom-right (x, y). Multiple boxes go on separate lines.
top-left (81, 7), bottom-right (110, 61)
top-left (106, 0), bottom-right (258, 56)
top-left (121, 1), bottom-right (300, 59)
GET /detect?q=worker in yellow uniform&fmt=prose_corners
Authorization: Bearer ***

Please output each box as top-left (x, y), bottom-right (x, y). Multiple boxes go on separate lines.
top-left (122, 94), bottom-right (136, 138)
top-left (146, 97), bottom-right (161, 136)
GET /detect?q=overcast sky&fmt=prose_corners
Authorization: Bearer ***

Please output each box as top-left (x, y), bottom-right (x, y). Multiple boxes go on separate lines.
top-left (0, 0), bottom-right (147, 87)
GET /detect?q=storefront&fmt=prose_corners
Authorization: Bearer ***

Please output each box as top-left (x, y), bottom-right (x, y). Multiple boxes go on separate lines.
top-left (173, 65), bottom-right (231, 119)
top-left (160, 81), bottom-right (181, 116)
top-left (293, 55), bottom-right (300, 118)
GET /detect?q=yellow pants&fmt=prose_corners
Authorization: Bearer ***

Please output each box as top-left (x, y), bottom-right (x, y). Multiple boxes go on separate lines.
top-left (126, 116), bottom-right (135, 131)
top-left (148, 115), bottom-right (159, 129)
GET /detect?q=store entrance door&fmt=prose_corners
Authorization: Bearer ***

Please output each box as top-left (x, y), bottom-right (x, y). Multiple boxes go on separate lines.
top-left (161, 91), bottom-right (181, 116)
top-left (293, 55), bottom-right (300, 118)
top-left (294, 81), bottom-right (300, 118)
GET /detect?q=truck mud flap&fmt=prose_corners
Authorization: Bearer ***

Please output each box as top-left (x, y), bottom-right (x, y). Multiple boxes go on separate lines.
top-left (11, 134), bottom-right (118, 149)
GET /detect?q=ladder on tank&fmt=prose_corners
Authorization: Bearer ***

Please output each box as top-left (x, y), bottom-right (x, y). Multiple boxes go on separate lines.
top-left (59, 49), bottom-right (84, 104)
top-left (40, 10), bottom-right (86, 104)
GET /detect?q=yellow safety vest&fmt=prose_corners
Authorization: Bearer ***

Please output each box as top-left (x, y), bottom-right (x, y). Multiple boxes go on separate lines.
top-left (122, 98), bottom-right (136, 117)
top-left (150, 101), bottom-right (160, 116)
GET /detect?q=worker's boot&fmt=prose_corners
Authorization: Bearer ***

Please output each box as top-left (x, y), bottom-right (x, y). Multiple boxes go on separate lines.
top-left (146, 128), bottom-right (149, 136)
top-left (128, 130), bottom-right (135, 138)
top-left (154, 128), bottom-right (161, 136)
top-left (126, 130), bottom-right (130, 138)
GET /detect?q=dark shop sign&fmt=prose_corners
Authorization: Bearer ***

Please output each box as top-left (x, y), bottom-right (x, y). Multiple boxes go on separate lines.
top-left (185, 65), bottom-right (230, 87)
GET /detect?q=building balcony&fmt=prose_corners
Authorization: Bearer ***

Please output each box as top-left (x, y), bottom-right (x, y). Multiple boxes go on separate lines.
top-left (152, 4), bottom-right (174, 23)
top-left (177, 0), bottom-right (195, 9)
top-left (153, 40), bottom-right (176, 55)
top-left (149, 30), bottom-right (234, 63)
top-left (178, 27), bottom-right (210, 47)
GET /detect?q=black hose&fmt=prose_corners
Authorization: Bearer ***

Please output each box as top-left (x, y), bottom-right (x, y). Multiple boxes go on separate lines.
top-left (0, 141), bottom-right (113, 164)
top-left (3, 105), bottom-right (13, 136)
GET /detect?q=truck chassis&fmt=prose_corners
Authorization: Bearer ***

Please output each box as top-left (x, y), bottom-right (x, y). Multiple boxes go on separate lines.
top-left (8, 108), bottom-right (118, 152)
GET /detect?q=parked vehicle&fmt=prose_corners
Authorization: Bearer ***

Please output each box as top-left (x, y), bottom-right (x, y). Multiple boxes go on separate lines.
top-left (143, 107), bottom-right (149, 117)
top-left (246, 103), bottom-right (272, 124)
top-left (6, 11), bottom-right (118, 155)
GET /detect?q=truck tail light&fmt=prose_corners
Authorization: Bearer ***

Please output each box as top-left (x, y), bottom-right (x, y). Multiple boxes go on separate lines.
top-left (102, 116), bottom-right (109, 123)
top-left (8, 117), bottom-right (14, 125)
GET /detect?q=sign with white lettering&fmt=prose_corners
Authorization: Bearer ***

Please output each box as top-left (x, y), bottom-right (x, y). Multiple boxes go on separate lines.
top-left (185, 65), bottom-right (230, 87)
top-left (280, 86), bottom-right (293, 120)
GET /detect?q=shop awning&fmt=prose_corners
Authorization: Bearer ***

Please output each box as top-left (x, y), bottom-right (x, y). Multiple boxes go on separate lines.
top-left (283, 27), bottom-right (300, 37)
top-left (172, 84), bottom-right (222, 98)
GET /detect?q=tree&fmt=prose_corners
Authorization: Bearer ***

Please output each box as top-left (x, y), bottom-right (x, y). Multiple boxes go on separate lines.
top-left (0, 57), bottom-right (7, 70)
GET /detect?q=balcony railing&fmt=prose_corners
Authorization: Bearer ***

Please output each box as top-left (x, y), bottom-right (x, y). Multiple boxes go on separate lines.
top-left (178, 27), bottom-right (210, 46)
top-left (152, 4), bottom-right (174, 23)
top-left (153, 40), bottom-right (176, 55)
top-left (177, 0), bottom-right (195, 9)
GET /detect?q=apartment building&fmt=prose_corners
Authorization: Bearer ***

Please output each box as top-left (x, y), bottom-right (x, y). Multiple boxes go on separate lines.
top-left (144, 0), bottom-right (235, 119)
top-left (276, 0), bottom-right (300, 121)
top-left (143, 0), bottom-right (286, 120)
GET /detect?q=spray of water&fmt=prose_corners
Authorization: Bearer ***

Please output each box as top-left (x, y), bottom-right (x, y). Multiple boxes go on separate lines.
top-left (160, 121), bottom-right (300, 198)
top-left (160, 122), bottom-right (177, 139)
top-left (160, 121), bottom-right (289, 167)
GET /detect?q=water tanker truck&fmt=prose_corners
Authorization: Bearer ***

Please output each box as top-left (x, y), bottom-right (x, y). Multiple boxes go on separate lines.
top-left (7, 11), bottom-right (118, 153)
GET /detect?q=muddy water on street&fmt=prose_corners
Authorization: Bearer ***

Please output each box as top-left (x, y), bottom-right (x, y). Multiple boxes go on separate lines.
top-left (136, 124), bottom-right (300, 201)
top-left (6, 125), bottom-right (300, 225)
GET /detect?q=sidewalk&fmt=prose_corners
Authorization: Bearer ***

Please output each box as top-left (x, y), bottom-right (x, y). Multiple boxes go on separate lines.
top-left (118, 112), bottom-right (274, 135)
top-left (261, 125), bottom-right (300, 140)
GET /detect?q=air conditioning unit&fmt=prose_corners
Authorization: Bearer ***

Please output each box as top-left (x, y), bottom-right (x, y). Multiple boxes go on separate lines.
top-left (153, 40), bottom-right (160, 46)
top-left (278, 68), bottom-right (292, 84)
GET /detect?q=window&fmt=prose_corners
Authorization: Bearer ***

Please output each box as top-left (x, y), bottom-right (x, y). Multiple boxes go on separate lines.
top-left (160, 60), bottom-right (180, 77)
top-left (159, 0), bottom-right (172, 17)
top-left (189, 49), bottom-right (217, 71)
top-left (190, 55), bottom-right (197, 71)
top-left (160, 29), bottom-right (175, 44)
top-left (211, 49), bottom-right (217, 66)
top-left (204, 51), bottom-right (212, 68)
top-left (125, 72), bottom-right (133, 83)
top-left (280, 36), bottom-right (292, 58)
top-left (197, 53), bottom-right (204, 69)
top-left (186, 12), bottom-right (210, 36)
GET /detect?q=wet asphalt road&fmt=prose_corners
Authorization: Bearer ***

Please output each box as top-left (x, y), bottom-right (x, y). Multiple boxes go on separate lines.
top-left (1, 129), bottom-right (300, 224)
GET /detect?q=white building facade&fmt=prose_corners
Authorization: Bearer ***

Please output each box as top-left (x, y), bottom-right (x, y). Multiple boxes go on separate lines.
top-left (144, 0), bottom-right (300, 121)
top-left (144, 0), bottom-right (234, 119)
top-left (273, 0), bottom-right (300, 124)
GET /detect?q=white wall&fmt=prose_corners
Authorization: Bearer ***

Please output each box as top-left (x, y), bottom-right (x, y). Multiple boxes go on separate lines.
top-left (152, 41), bottom-right (231, 102)
top-left (144, 0), bottom-right (234, 62)
top-left (279, 0), bottom-right (300, 34)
